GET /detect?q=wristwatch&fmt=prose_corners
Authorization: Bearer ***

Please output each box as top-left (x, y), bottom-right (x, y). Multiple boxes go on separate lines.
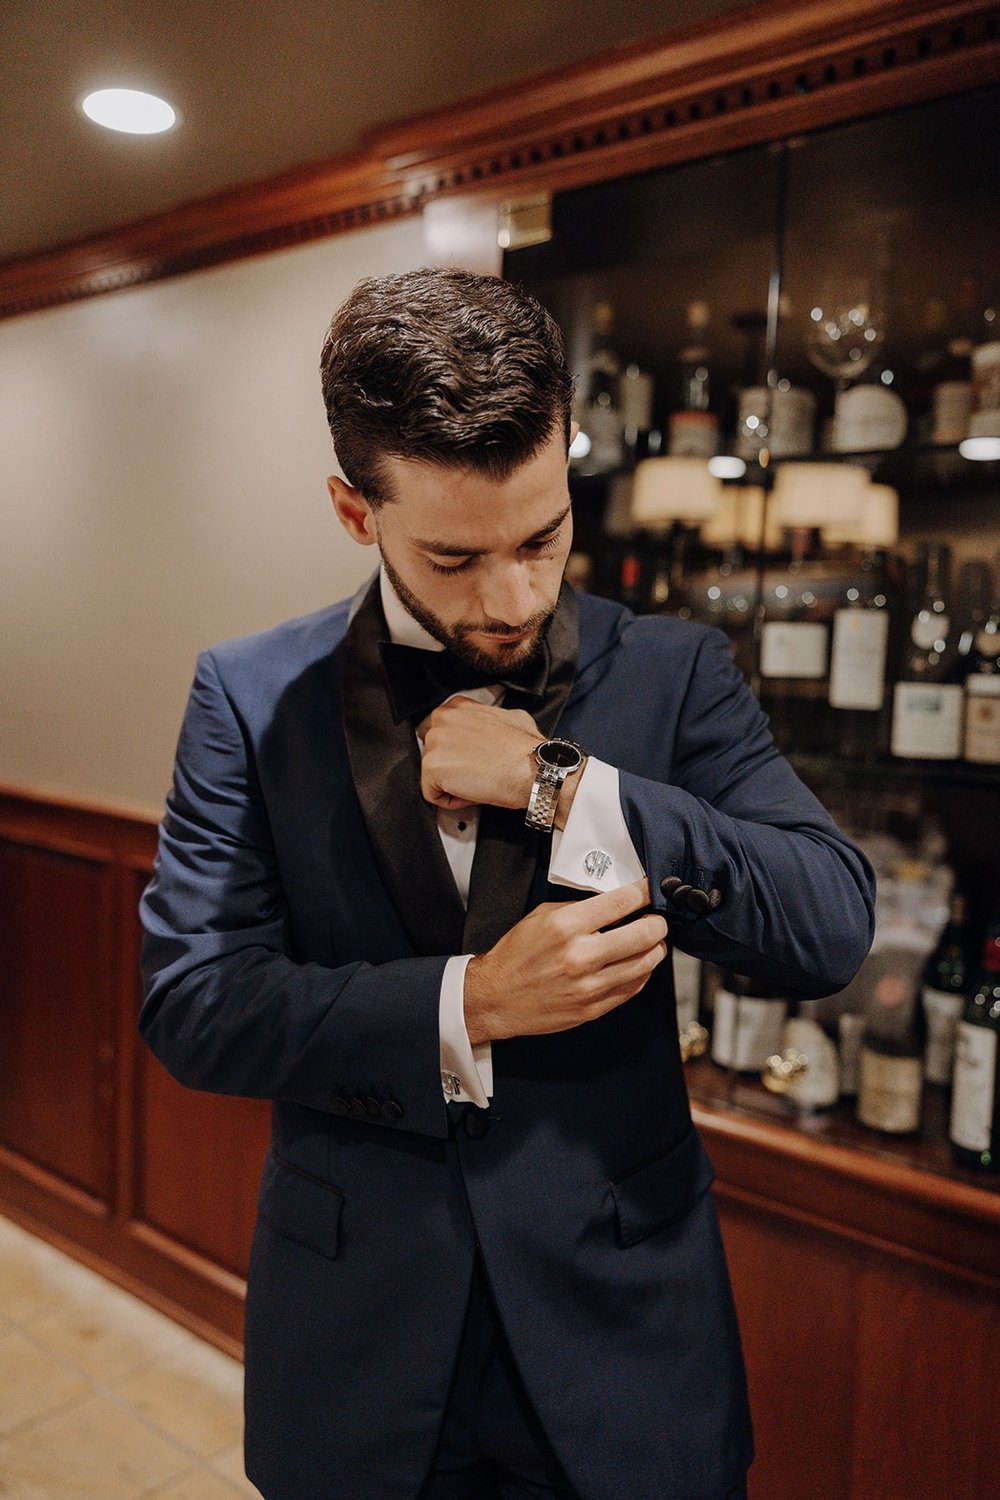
top-left (524, 738), bottom-right (586, 832)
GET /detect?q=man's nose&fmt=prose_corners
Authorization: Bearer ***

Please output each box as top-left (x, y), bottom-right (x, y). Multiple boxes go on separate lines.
top-left (480, 560), bottom-right (535, 624)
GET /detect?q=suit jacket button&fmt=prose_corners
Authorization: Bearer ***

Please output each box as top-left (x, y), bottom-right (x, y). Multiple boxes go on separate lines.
top-left (383, 1100), bottom-right (404, 1121)
top-left (350, 1096), bottom-right (368, 1117)
top-left (364, 1096), bottom-right (384, 1118)
top-left (463, 1107), bottom-right (490, 1139)
top-left (707, 887), bottom-right (722, 909)
top-left (660, 875), bottom-right (684, 899)
top-left (672, 883), bottom-right (693, 906)
top-left (332, 1095), bottom-right (351, 1118)
top-left (685, 887), bottom-right (712, 914)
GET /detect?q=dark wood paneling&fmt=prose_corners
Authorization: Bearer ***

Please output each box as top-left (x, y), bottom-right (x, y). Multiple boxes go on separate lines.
top-left (135, 1046), bottom-right (269, 1277)
top-left (1, 0), bottom-right (997, 318)
top-left (0, 838), bottom-right (116, 1205)
top-left (716, 1193), bottom-right (1000, 1500)
top-left (720, 1201), bottom-right (860, 1500)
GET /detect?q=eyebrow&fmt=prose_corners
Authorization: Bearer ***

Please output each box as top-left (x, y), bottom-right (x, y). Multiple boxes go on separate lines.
top-left (413, 503), bottom-right (571, 559)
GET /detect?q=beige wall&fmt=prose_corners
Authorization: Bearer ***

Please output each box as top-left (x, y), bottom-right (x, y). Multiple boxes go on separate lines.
top-left (0, 211), bottom-right (500, 811)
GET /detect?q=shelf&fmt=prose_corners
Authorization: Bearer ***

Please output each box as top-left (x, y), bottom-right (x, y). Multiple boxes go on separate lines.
top-left (685, 1054), bottom-right (1000, 1202)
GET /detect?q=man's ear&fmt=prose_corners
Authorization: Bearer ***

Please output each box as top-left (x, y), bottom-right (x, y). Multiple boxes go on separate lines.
top-left (328, 476), bottom-right (377, 546)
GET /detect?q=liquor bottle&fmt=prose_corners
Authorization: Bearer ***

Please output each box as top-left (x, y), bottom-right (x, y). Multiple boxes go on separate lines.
top-left (962, 563), bottom-right (1000, 765)
top-left (890, 542), bottom-right (963, 760)
top-left (921, 891), bottom-right (972, 1086)
top-left (856, 1031), bottom-right (923, 1134)
top-left (710, 971), bottom-right (787, 1072)
top-left (930, 276), bottom-right (978, 445)
top-left (828, 547), bottom-right (896, 759)
top-left (758, 526), bottom-right (833, 753)
top-left (668, 300), bottom-right (719, 458)
top-left (949, 918), bottom-right (1000, 1171)
top-left (579, 301), bottom-right (625, 473)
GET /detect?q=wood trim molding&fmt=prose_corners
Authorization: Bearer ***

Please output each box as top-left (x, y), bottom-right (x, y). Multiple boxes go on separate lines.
top-left (692, 1098), bottom-right (1000, 1290)
top-left (2, 0), bottom-right (998, 320)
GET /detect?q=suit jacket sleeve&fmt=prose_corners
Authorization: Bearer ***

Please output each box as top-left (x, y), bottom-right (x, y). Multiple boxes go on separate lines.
top-left (619, 626), bottom-right (876, 997)
top-left (139, 648), bottom-right (451, 1139)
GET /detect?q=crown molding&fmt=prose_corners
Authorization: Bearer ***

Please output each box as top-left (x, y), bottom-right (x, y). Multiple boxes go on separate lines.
top-left (2, 0), bottom-right (997, 320)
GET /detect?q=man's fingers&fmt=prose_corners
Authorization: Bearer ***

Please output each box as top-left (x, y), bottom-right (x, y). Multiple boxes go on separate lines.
top-left (591, 912), bottom-right (668, 966)
top-left (561, 877), bottom-right (653, 935)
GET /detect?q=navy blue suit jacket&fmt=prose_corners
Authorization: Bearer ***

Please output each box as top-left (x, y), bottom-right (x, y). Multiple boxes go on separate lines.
top-left (140, 589), bottom-right (875, 1500)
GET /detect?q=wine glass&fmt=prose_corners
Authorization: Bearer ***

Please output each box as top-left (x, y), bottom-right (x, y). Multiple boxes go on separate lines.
top-left (805, 276), bottom-right (885, 389)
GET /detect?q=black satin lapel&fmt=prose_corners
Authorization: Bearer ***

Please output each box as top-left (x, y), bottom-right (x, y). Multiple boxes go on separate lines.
top-left (462, 584), bottom-right (580, 954)
top-left (341, 578), bottom-right (467, 957)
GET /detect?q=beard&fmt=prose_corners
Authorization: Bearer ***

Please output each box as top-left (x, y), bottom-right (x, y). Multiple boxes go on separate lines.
top-left (380, 547), bottom-right (557, 674)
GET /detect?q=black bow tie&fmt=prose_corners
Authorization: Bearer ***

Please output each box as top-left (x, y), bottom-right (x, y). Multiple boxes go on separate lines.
top-left (379, 639), bottom-right (548, 725)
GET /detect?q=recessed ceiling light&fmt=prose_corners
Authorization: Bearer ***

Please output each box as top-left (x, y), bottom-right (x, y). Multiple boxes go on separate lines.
top-left (81, 88), bottom-right (178, 135)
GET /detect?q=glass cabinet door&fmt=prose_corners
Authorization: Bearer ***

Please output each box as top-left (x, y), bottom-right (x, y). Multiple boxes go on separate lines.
top-left (502, 83), bottom-right (1000, 1186)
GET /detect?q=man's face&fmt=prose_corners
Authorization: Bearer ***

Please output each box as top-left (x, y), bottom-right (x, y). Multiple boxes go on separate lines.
top-left (333, 429), bottom-right (574, 674)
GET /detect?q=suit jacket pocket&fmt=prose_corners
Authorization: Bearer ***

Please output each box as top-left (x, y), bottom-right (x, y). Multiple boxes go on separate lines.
top-left (611, 1127), bottom-right (716, 1247)
top-left (257, 1150), bottom-right (345, 1260)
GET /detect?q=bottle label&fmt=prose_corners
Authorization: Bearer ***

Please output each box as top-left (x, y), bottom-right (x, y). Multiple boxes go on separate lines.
top-left (922, 985), bottom-right (965, 1085)
top-left (857, 1048), bottom-right (922, 1133)
top-left (710, 990), bottom-right (786, 1071)
top-left (760, 621), bottom-right (828, 679)
top-left (829, 608), bottom-right (889, 709)
top-left (964, 689), bottom-right (1000, 765)
top-left (891, 682), bottom-right (963, 758)
top-left (950, 1021), bottom-right (997, 1153)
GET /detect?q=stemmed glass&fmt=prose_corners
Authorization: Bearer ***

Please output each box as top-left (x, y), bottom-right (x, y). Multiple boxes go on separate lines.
top-left (805, 275), bottom-right (885, 390)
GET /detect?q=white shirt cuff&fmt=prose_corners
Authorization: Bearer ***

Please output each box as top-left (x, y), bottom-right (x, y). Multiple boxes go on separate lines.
top-left (439, 953), bottom-right (492, 1106)
top-left (549, 757), bottom-right (646, 891)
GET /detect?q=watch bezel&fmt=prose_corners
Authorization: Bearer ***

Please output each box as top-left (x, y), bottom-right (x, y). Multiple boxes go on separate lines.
top-left (534, 738), bottom-right (584, 773)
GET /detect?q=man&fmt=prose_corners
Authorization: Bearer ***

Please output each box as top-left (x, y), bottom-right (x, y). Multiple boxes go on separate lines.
top-left (140, 267), bottom-right (875, 1500)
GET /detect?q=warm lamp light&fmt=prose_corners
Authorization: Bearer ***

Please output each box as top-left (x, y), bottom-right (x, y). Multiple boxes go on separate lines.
top-left (823, 483), bottom-right (899, 548)
top-left (701, 486), bottom-right (779, 550)
top-left (770, 462), bottom-right (870, 531)
top-left (630, 457), bottom-right (723, 530)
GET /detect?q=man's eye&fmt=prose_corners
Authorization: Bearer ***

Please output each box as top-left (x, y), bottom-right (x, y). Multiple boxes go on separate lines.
top-left (524, 532), bottom-right (561, 554)
top-left (427, 557), bottom-right (473, 575)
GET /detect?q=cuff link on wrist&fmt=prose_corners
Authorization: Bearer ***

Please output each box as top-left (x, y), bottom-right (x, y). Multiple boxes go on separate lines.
top-left (524, 738), bottom-right (586, 832)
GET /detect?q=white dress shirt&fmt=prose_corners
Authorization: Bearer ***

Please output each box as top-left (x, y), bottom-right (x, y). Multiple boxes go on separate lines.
top-left (379, 569), bottom-right (645, 1107)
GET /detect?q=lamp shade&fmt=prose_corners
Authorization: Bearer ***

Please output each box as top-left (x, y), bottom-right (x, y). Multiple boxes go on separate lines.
top-left (770, 462), bottom-right (870, 530)
top-left (630, 457), bottom-right (722, 529)
top-left (823, 483), bottom-right (899, 547)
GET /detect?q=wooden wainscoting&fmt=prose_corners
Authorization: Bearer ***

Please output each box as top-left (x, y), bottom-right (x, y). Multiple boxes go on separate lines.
top-left (0, 785), bottom-right (269, 1356)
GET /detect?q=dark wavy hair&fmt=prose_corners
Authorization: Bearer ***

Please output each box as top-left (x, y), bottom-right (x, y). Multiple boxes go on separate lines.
top-left (319, 267), bottom-right (573, 505)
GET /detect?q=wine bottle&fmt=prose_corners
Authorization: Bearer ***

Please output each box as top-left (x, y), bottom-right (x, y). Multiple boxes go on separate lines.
top-left (921, 891), bottom-right (972, 1086)
top-left (949, 918), bottom-right (1000, 1170)
top-left (890, 542), bottom-right (963, 760)
top-left (857, 1033), bottom-right (923, 1134)
top-left (580, 301), bottom-right (625, 473)
top-left (710, 972), bottom-right (787, 1072)
top-left (758, 526), bottom-right (833, 754)
top-left (962, 562), bottom-right (1000, 765)
top-left (668, 300), bottom-right (719, 458)
top-left (828, 546), bottom-right (896, 759)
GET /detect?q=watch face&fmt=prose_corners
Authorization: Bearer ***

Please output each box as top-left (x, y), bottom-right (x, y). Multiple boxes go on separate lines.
top-left (537, 739), bottom-right (582, 770)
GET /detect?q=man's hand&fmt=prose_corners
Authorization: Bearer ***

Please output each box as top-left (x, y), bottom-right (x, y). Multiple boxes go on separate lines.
top-left (418, 696), bottom-right (543, 812)
top-left (463, 878), bottom-right (668, 1044)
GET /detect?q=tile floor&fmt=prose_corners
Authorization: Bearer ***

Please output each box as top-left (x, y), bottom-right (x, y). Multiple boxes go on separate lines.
top-left (0, 1213), bottom-right (261, 1499)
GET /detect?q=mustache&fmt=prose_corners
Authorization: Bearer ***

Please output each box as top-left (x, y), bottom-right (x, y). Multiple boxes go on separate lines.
top-left (456, 607), bottom-right (552, 639)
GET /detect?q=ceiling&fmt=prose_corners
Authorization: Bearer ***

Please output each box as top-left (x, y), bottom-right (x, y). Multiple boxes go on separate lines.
top-left (2, 0), bottom-right (748, 266)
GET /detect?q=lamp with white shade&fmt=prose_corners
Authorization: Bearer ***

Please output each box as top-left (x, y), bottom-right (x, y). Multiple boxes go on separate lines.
top-left (628, 456), bottom-right (724, 608)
